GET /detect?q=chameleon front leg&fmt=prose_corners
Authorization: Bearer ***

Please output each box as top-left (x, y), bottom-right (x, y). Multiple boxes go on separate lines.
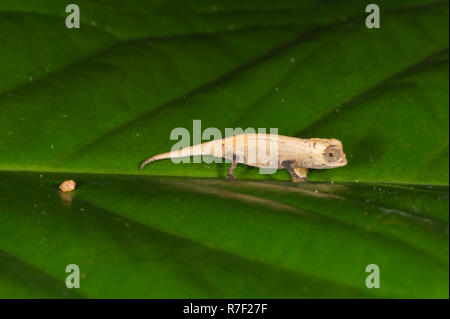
top-left (227, 155), bottom-right (238, 180)
top-left (293, 167), bottom-right (308, 181)
top-left (282, 161), bottom-right (308, 182)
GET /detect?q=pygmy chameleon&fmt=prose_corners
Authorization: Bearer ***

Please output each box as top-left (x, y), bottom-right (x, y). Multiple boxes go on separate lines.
top-left (140, 133), bottom-right (347, 182)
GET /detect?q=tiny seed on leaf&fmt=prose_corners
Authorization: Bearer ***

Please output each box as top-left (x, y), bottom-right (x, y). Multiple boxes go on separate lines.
top-left (59, 180), bottom-right (76, 192)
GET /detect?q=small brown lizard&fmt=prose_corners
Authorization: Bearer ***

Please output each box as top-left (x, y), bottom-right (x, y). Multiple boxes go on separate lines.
top-left (140, 134), bottom-right (347, 182)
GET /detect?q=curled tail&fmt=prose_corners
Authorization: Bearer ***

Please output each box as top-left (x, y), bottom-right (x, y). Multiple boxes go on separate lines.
top-left (140, 141), bottom-right (218, 170)
top-left (140, 152), bottom-right (176, 170)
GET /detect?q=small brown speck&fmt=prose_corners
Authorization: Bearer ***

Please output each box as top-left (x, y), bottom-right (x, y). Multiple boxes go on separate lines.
top-left (59, 180), bottom-right (76, 192)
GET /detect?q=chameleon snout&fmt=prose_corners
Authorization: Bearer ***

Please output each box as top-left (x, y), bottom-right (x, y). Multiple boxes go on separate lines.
top-left (338, 155), bottom-right (348, 167)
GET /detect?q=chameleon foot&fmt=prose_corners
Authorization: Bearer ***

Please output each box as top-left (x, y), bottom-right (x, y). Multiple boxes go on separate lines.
top-left (227, 154), bottom-right (238, 180)
top-left (292, 177), bottom-right (307, 183)
top-left (282, 161), bottom-right (308, 183)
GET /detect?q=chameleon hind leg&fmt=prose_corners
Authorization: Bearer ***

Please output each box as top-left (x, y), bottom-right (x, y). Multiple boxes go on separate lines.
top-left (227, 155), bottom-right (238, 180)
top-left (282, 161), bottom-right (308, 183)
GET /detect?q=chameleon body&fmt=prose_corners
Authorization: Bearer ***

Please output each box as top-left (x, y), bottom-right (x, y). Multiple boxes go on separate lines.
top-left (140, 133), bottom-right (347, 182)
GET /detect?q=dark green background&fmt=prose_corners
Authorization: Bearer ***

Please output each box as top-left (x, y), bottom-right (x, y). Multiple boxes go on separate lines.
top-left (0, 0), bottom-right (448, 298)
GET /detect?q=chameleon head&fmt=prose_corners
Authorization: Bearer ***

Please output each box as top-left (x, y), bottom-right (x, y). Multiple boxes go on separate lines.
top-left (306, 138), bottom-right (348, 169)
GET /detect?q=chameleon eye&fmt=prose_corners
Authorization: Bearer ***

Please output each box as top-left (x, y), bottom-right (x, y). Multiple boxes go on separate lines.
top-left (323, 146), bottom-right (340, 163)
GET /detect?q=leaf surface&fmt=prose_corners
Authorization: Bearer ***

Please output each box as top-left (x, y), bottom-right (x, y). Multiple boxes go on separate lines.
top-left (0, 0), bottom-right (448, 298)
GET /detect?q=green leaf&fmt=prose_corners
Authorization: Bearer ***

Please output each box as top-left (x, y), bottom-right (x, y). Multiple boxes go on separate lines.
top-left (0, 172), bottom-right (448, 298)
top-left (0, 0), bottom-right (448, 298)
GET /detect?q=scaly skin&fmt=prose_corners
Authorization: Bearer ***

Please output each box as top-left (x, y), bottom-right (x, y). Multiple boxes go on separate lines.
top-left (140, 133), bottom-right (347, 182)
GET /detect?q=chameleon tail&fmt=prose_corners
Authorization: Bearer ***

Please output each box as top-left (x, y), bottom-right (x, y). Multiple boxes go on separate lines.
top-left (140, 142), bottom-right (212, 170)
top-left (140, 152), bottom-right (173, 170)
